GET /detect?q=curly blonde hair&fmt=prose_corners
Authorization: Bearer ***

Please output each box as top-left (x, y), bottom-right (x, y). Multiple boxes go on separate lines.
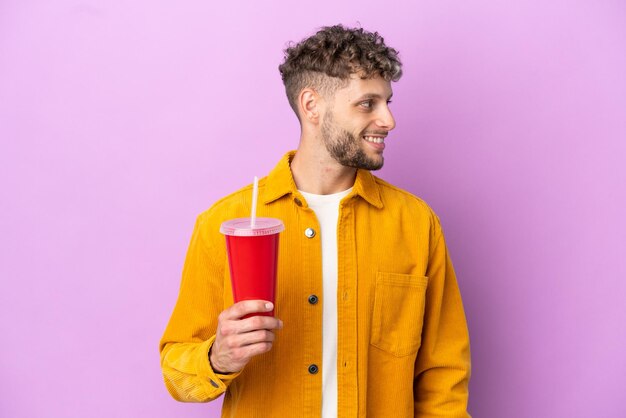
top-left (278, 24), bottom-right (402, 119)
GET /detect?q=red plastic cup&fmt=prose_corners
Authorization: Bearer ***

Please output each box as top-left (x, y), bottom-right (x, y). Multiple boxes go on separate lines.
top-left (220, 217), bottom-right (285, 317)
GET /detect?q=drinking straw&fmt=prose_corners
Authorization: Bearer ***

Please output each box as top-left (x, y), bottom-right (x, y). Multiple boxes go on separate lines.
top-left (250, 176), bottom-right (259, 227)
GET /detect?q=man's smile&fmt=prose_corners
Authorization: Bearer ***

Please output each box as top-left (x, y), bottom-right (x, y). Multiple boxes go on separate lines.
top-left (362, 135), bottom-right (385, 143)
top-left (363, 134), bottom-right (387, 151)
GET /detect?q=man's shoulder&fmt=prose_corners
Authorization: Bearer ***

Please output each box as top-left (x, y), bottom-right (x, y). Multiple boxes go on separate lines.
top-left (372, 174), bottom-right (444, 238)
top-left (373, 175), bottom-right (437, 217)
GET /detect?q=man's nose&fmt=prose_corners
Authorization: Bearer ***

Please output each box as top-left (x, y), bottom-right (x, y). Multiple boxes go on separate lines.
top-left (376, 105), bottom-right (396, 131)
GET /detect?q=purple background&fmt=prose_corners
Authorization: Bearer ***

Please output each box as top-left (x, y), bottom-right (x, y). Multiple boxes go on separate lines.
top-left (1, 1), bottom-right (625, 417)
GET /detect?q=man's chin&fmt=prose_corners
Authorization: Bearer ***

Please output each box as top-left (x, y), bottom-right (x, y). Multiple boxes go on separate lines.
top-left (361, 148), bottom-right (384, 170)
top-left (366, 160), bottom-right (384, 171)
top-left (362, 152), bottom-right (384, 170)
top-left (344, 157), bottom-right (384, 171)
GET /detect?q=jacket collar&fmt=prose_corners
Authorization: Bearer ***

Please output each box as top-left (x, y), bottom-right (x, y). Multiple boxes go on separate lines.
top-left (263, 150), bottom-right (383, 209)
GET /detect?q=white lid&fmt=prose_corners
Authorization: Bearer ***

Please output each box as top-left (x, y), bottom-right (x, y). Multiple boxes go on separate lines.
top-left (220, 217), bottom-right (285, 237)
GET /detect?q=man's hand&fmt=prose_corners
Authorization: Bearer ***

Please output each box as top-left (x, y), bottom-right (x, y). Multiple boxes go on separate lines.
top-left (209, 300), bottom-right (283, 374)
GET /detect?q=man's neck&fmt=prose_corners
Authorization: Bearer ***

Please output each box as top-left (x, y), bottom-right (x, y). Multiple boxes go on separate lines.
top-left (290, 140), bottom-right (357, 195)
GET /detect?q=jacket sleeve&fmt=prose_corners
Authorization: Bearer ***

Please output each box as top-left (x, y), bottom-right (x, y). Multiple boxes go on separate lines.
top-left (159, 214), bottom-right (241, 402)
top-left (414, 216), bottom-right (471, 417)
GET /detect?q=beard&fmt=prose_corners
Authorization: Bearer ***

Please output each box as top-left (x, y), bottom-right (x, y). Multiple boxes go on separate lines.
top-left (320, 109), bottom-right (384, 171)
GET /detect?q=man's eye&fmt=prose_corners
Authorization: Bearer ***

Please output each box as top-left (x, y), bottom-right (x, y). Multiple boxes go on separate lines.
top-left (387, 100), bottom-right (393, 105)
top-left (360, 101), bottom-right (372, 109)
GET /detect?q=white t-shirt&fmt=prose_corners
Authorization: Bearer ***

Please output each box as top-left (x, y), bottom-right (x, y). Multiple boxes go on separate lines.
top-left (299, 187), bottom-right (353, 418)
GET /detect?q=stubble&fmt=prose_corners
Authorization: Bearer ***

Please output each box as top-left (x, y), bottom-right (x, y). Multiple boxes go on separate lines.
top-left (320, 109), bottom-right (384, 171)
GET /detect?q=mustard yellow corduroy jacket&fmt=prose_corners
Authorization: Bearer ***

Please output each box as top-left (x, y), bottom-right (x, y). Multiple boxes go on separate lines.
top-left (160, 151), bottom-right (471, 417)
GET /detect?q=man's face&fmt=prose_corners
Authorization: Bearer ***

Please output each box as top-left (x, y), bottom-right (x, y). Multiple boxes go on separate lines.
top-left (320, 74), bottom-right (396, 171)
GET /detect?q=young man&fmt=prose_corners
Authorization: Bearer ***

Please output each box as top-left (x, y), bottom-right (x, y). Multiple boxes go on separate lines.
top-left (160, 24), bottom-right (471, 417)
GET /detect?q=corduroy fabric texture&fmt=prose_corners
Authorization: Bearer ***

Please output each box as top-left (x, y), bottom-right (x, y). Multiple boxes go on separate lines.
top-left (159, 150), bottom-right (471, 417)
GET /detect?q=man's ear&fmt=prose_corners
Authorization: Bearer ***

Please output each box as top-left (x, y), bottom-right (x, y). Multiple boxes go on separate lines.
top-left (298, 88), bottom-right (323, 124)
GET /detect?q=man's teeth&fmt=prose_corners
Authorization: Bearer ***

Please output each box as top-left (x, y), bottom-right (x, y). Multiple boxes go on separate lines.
top-left (363, 136), bottom-right (385, 144)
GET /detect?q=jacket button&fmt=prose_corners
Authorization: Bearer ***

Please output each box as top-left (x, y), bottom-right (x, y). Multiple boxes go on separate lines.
top-left (308, 364), bottom-right (319, 374)
top-left (294, 198), bottom-right (302, 206)
top-left (308, 294), bottom-right (318, 304)
top-left (304, 228), bottom-right (316, 238)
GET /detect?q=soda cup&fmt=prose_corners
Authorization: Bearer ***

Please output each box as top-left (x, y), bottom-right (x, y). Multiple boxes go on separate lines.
top-left (220, 217), bottom-right (285, 317)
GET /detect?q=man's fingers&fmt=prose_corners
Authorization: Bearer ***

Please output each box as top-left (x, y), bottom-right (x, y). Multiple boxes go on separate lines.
top-left (241, 341), bottom-right (274, 358)
top-left (237, 315), bottom-right (283, 333)
top-left (223, 300), bottom-right (273, 320)
top-left (236, 329), bottom-right (276, 347)
top-left (219, 315), bottom-right (282, 337)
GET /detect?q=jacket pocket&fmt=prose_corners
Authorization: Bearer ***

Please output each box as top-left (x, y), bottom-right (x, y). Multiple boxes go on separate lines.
top-left (370, 272), bottom-right (429, 357)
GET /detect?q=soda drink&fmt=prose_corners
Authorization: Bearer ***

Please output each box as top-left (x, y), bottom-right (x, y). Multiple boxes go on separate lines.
top-left (220, 217), bottom-right (285, 317)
